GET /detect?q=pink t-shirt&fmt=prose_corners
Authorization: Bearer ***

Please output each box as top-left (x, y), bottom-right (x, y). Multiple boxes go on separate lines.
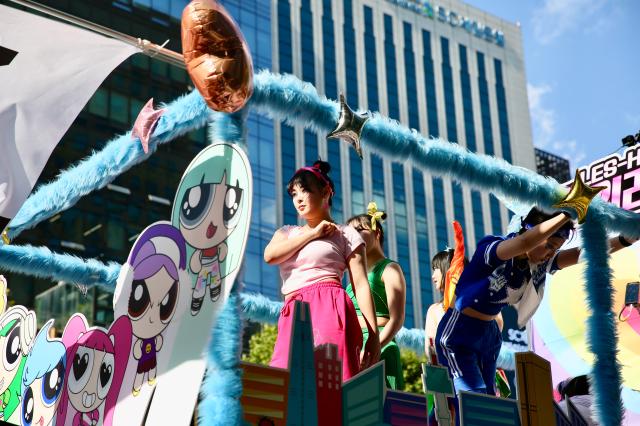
top-left (279, 225), bottom-right (364, 295)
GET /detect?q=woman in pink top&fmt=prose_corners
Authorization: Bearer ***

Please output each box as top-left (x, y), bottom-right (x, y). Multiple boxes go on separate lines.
top-left (264, 160), bottom-right (381, 380)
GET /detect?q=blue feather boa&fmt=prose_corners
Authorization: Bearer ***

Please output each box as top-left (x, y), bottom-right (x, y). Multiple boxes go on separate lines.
top-left (580, 211), bottom-right (623, 426)
top-left (200, 286), bottom-right (244, 426)
top-left (7, 71), bottom-right (639, 242)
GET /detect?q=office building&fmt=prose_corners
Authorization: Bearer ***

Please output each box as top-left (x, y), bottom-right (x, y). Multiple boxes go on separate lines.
top-left (535, 148), bottom-right (571, 183)
top-left (273, 0), bottom-right (535, 327)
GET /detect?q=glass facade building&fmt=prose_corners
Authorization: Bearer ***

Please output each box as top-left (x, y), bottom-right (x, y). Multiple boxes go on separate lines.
top-left (535, 148), bottom-right (571, 184)
top-left (2, 0), bottom-right (535, 331)
top-left (273, 0), bottom-right (535, 328)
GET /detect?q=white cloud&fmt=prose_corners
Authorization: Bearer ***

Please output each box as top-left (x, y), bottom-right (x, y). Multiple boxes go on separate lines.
top-left (532, 0), bottom-right (607, 44)
top-left (527, 83), bottom-right (554, 148)
top-left (528, 82), bottom-right (586, 167)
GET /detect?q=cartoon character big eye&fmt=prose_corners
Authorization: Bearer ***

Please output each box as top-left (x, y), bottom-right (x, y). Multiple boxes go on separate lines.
top-left (42, 359), bottom-right (64, 406)
top-left (97, 353), bottom-right (114, 401)
top-left (128, 279), bottom-right (151, 320)
top-left (22, 385), bottom-right (34, 426)
top-left (223, 180), bottom-right (243, 229)
top-left (159, 280), bottom-right (179, 324)
top-left (68, 347), bottom-right (94, 394)
top-left (180, 180), bottom-right (215, 230)
top-left (2, 323), bottom-right (21, 371)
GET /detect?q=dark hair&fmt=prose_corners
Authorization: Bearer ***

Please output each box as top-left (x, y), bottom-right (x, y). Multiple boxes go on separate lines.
top-left (431, 249), bottom-right (469, 293)
top-left (431, 249), bottom-right (454, 275)
top-left (287, 160), bottom-right (335, 206)
top-left (520, 207), bottom-right (575, 240)
top-left (347, 212), bottom-right (388, 248)
top-left (557, 375), bottom-right (590, 400)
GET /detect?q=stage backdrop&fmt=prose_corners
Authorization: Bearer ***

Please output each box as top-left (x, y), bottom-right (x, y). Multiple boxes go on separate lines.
top-left (531, 145), bottom-right (640, 425)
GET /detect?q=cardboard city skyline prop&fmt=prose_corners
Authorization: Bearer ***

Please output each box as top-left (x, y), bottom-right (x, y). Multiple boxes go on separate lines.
top-left (1, 0), bottom-right (640, 424)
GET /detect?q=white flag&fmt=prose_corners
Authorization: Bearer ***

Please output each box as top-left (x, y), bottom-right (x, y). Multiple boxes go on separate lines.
top-left (0, 5), bottom-right (139, 233)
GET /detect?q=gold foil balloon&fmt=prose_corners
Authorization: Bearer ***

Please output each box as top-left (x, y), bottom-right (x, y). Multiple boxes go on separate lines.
top-left (553, 169), bottom-right (606, 224)
top-left (181, 0), bottom-right (253, 113)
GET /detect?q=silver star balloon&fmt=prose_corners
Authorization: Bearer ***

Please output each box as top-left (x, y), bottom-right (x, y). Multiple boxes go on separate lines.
top-left (327, 93), bottom-right (369, 159)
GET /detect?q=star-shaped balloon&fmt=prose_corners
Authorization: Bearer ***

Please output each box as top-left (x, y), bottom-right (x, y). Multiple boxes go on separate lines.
top-left (131, 98), bottom-right (166, 154)
top-left (553, 169), bottom-right (606, 224)
top-left (327, 93), bottom-right (369, 159)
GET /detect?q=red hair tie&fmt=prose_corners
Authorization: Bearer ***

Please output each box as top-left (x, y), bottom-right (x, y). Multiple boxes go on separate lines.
top-left (296, 166), bottom-right (334, 196)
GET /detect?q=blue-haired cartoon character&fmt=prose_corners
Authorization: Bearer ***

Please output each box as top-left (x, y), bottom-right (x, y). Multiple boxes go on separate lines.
top-left (20, 320), bottom-right (65, 426)
top-left (171, 143), bottom-right (251, 315)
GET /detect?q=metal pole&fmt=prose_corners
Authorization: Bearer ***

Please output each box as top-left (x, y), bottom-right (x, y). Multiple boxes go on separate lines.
top-left (7, 0), bottom-right (186, 68)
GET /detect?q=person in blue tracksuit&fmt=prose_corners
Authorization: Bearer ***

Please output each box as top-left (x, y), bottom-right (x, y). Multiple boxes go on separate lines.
top-left (436, 207), bottom-right (637, 407)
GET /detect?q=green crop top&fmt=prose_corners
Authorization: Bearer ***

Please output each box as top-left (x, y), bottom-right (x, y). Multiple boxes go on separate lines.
top-left (346, 258), bottom-right (395, 318)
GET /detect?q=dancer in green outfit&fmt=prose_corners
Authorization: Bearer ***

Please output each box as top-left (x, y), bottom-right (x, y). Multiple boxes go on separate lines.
top-left (346, 202), bottom-right (407, 390)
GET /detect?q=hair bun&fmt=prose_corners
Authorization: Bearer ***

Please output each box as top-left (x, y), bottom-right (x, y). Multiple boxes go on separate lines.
top-left (313, 160), bottom-right (331, 175)
top-left (380, 212), bottom-right (388, 221)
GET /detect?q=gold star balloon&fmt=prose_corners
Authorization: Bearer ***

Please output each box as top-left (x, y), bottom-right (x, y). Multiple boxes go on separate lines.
top-left (553, 169), bottom-right (606, 224)
top-left (327, 93), bottom-right (369, 159)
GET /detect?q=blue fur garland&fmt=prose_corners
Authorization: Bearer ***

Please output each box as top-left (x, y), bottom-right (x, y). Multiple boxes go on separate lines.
top-left (0, 243), bottom-right (518, 367)
top-left (239, 292), bottom-right (281, 324)
top-left (200, 285), bottom-right (244, 426)
top-left (248, 71), bottom-right (640, 238)
top-left (7, 71), bottom-right (639, 242)
top-left (6, 90), bottom-right (210, 241)
top-left (198, 111), bottom-right (247, 425)
top-left (0, 244), bottom-right (120, 287)
top-left (580, 210), bottom-right (623, 426)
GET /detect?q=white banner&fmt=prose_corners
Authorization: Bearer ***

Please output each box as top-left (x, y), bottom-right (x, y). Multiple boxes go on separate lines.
top-left (0, 5), bottom-right (139, 232)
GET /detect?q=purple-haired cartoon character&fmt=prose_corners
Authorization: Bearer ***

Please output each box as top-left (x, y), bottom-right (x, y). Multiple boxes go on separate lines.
top-left (126, 224), bottom-right (186, 396)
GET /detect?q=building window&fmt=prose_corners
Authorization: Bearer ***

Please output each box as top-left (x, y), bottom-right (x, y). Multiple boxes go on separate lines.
top-left (494, 58), bottom-right (512, 164)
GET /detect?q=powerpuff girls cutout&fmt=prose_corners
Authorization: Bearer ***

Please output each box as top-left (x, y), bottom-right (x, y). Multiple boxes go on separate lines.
top-left (172, 143), bottom-right (251, 316)
top-left (20, 320), bottom-right (66, 426)
top-left (111, 221), bottom-right (189, 426)
top-left (143, 143), bottom-right (252, 426)
top-left (56, 314), bottom-right (132, 426)
top-left (0, 306), bottom-right (36, 423)
top-left (120, 223), bottom-right (186, 396)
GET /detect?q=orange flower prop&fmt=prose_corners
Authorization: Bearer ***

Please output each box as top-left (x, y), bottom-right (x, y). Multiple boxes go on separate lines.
top-left (443, 221), bottom-right (465, 310)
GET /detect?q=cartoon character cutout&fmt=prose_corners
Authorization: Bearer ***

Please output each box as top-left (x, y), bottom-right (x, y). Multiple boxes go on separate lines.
top-left (122, 223), bottom-right (186, 396)
top-left (20, 320), bottom-right (66, 426)
top-left (0, 306), bottom-right (37, 422)
top-left (172, 143), bottom-right (250, 316)
top-left (56, 314), bottom-right (132, 426)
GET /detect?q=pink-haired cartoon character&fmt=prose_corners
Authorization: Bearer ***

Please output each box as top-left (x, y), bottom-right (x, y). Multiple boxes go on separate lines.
top-left (56, 314), bottom-right (132, 426)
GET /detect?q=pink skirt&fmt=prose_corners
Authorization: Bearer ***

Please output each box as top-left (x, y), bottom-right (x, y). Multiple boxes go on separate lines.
top-left (270, 281), bottom-right (363, 381)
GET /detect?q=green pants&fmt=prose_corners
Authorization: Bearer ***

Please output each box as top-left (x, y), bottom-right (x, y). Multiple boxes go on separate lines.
top-left (362, 327), bottom-right (405, 390)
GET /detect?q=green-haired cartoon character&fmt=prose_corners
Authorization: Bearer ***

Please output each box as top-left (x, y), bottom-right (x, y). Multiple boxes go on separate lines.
top-left (0, 306), bottom-right (36, 422)
top-left (171, 143), bottom-right (252, 316)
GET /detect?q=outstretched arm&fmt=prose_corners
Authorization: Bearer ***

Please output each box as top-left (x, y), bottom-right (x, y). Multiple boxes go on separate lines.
top-left (496, 213), bottom-right (571, 261)
top-left (555, 235), bottom-right (640, 269)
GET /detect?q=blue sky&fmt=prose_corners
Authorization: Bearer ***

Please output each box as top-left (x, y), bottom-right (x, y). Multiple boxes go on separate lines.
top-left (464, 0), bottom-right (640, 170)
